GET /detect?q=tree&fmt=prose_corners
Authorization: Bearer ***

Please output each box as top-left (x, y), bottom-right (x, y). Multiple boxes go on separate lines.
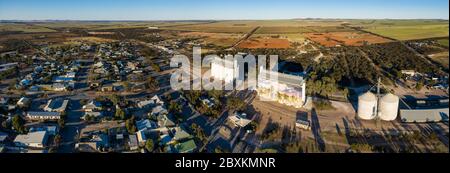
top-left (226, 97), bottom-right (246, 111)
top-left (115, 108), bottom-right (126, 120)
top-left (146, 76), bottom-right (159, 91)
top-left (208, 89), bottom-right (223, 101)
top-left (79, 99), bottom-right (88, 106)
top-left (109, 94), bottom-right (121, 106)
top-left (145, 139), bottom-right (155, 152)
top-left (190, 123), bottom-right (207, 146)
top-left (12, 115), bottom-right (26, 134)
top-left (53, 134), bottom-right (62, 147)
top-left (126, 116), bottom-right (137, 134)
top-left (84, 115), bottom-right (95, 122)
top-left (123, 81), bottom-right (131, 92)
top-left (415, 82), bottom-right (424, 91)
top-left (1, 120), bottom-right (9, 129)
top-left (58, 119), bottom-right (66, 129)
top-left (169, 101), bottom-right (182, 115)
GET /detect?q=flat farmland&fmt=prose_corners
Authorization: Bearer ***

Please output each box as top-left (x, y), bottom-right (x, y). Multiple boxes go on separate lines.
top-left (351, 20), bottom-right (449, 40)
top-left (178, 32), bottom-right (243, 47)
top-left (237, 38), bottom-right (291, 49)
top-left (160, 20), bottom-right (351, 34)
top-left (161, 24), bottom-right (254, 34)
top-left (0, 23), bottom-right (57, 33)
top-left (437, 39), bottom-right (449, 47)
top-left (251, 33), bottom-right (306, 43)
top-left (429, 51), bottom-right (449, 69)
top-left (65, 37), bottom-right (115, 44)
top-left (305, 31), bottom-right (392, 47)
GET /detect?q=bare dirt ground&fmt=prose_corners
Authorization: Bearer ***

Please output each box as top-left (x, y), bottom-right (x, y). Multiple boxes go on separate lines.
top-left (305, 32), bottom-right (391, 47)
top-left (390, 80), bottom-right (448, 99)
top-left (251, 96), bottom-right (448, 142)
top-left (80, 121), bottom-right (125, 137)
top-left (251, 97), bottom-right (300, 135)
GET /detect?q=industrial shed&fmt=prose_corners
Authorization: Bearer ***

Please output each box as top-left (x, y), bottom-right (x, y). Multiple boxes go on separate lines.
top-left (400, 108), bottom-right (449, 123)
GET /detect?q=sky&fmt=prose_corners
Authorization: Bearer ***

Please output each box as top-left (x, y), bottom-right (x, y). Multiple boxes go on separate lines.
top-left (0, 0), bottom-right (448, 20)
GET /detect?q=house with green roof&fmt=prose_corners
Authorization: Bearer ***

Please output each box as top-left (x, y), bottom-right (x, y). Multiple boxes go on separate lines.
top-left (173, 139), bottom-right (197, 153)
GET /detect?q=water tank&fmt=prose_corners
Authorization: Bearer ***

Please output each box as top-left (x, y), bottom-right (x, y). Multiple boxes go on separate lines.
top-left (379, 93), bottom-right (400, 121)
top-left (358, 92), bottom-right (378, 120)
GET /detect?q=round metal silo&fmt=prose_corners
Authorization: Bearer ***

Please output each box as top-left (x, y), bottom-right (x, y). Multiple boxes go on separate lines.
top-left (357, 92), bottom-right (378, 120)
top-left (379, 93), bottom-right (400, 121)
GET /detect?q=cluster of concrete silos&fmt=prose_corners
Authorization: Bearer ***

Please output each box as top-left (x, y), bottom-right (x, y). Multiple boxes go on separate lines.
top-left (357, 92), bottom-right (400, 121)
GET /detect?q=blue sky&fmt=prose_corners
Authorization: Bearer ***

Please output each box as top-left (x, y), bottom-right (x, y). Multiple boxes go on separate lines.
top-left (0, 0), bottom-right (448, 20)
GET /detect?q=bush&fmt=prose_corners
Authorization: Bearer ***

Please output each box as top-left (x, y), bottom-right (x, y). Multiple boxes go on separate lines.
top-left (145, 140), bottom-right (155, 152)
top-left (313, 99), bottom-right (335, 110)
top-left (12, 115), bottom-right (27, 134)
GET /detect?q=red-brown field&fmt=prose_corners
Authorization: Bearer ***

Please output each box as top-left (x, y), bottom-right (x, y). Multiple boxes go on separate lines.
top-left (237, 38), bottom-right (291, 49)
top-left (305, 32), bottom-right (392, 47)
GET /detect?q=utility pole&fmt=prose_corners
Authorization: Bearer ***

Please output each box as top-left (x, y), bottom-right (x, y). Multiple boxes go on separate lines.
top-left (375, 77), bottom-right (382, 119)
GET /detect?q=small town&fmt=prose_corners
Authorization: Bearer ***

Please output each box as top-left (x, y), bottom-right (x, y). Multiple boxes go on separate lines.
top-left (0, 0), bottom-right (449, 154)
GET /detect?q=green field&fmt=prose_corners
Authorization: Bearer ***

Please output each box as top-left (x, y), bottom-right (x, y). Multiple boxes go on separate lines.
top-left (437, 39), bottom-right (449, 47)
top-left (160, 20), bottom-right (349, 34)
top-left (351, 20), bottom-right (449, 40)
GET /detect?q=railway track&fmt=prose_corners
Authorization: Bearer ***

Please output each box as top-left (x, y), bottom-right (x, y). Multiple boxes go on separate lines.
top-left (228, 26), bottom-right (261, 50)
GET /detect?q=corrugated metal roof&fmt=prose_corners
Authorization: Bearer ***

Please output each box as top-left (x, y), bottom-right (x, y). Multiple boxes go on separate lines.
top-left (27, 111), bottom-right (61, 117)
top-left (14, 131), bottom-right (48, 144)
top-left (259, 69), bottom-right (305, 87)
top-left (400, 108), bottom-right (449, 123)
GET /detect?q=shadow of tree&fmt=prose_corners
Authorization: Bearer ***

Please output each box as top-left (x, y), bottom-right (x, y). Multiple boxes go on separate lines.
top-left (311, 108), bottom-right (325, 152)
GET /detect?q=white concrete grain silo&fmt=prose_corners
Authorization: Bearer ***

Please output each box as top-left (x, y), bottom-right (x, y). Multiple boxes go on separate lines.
top-left (358, 92), bottom-right (378, 120)
top-left (379, 93), bottom-right (400, 121)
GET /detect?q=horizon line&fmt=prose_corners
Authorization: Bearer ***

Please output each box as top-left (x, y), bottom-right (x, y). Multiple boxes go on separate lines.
top-left (1, 18), bottom-right (449, 22)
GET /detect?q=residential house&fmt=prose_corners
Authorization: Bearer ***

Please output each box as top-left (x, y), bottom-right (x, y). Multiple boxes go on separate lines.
top-left (83, 100), bottom-right (102, 112)
top-left (0, 97), bottom-right (8, 105)
top-left (44, 99), bottom-right (69, 112)
top-left (150, 105), bottom-right (168, 117)
top-left (128, 134), bottom-right (139, 151)
top-left (201, 98), bottom-right (215, 108)
top-left (137, 100), bottom-right (154, 109)
top-left (76, 133), bottom-right (109, 152)
top-left (159, 134), bottom-right (173, 146)
top-left (136, 119), bottom-right (157, 131)
top-left (27, 112), bottom-right (61, 121)
top-left (52, 83), bottom-right (67, 91)
top-left (136, 129), bottom-right (149, 145)
top-left (172, 127), bottom-right (192, 141)
top-left (14, 131), bottom-right (48, 148)
top-left (0, 131), bottom-right (8, 143)
top-left (17, 97), bottom-right (31, 108)
top-left (228, 112), bottom-right (252, 128)
top-left (157, 114), bottom-right (175, 128)
top-left (401, 70), bottom-right (417, 77)
top-left (101, 85), bottom-right (114, 92)
top-left (29, 126), bottom-right (59, 136)
top-left (172, 139), bottom-right (197, 153)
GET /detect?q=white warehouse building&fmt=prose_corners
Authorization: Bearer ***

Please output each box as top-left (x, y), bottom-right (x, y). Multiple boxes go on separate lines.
top-left (211, 58), bottom-right (238, 84)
